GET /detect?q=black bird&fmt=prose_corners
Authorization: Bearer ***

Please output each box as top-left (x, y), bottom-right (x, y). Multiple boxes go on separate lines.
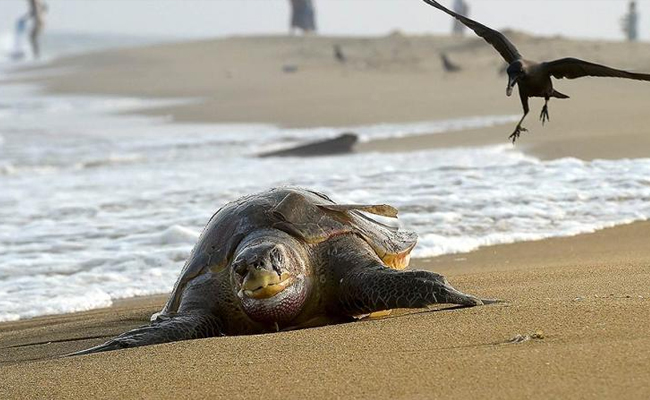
top-left (334, 44), bottom-right (346, 64)
top-left (422, 0), bottom-right (650, 143)
top-left (440, 52), bottom-right (462, 72)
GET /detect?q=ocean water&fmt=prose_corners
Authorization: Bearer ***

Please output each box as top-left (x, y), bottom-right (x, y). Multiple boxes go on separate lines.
top-left (1, 31), bottom-right (163, 67)
top-left (2, 82), bottom-right (650, 322)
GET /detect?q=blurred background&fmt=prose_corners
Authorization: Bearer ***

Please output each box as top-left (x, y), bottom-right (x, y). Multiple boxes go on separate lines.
top-left (1, 0), bottom-right (648, 44)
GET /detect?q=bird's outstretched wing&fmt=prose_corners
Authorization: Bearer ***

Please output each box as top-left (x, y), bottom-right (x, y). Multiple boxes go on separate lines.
top-left (545, 58), bottom-right (650, 81)
top-left (421, 0), bottom-right (522, 63)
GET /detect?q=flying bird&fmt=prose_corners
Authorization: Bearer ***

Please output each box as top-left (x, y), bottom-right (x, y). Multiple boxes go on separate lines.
top-left (422, 0), bottom-right (650, 143)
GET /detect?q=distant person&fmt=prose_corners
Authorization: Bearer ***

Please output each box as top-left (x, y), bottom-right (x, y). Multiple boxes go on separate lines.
top-left (27, 0), bottom-right (47, 58)
top-left (10, 14), bottom-right (30, 60)
top-left (452, 0), bottom-right (469, 36)
top-left (289, 0), bottom-right (316, 35)
top-left (621, 1), bottom-right (639, 42)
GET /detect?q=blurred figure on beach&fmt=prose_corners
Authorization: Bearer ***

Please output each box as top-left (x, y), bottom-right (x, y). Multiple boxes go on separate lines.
top-left (9, 13), bottom-right (30, 60)
top-left (452, 0), bottom-right (469, 36)
top-left (27, 0), bottom-right (47, 58)
top-left (621, 1), bottom-right (639, 42)
top-left (289, 0), bottom-right (317, 35)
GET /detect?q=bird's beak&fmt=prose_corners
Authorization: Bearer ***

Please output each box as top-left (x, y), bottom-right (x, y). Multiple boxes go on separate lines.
top-left (506, 76), bottom-right (518, 97)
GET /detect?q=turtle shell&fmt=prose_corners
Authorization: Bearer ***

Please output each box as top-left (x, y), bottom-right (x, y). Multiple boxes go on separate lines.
top-left (269, 189), bottom-right (417, 270)
top-left (160, 187), bottom-right (417, 316)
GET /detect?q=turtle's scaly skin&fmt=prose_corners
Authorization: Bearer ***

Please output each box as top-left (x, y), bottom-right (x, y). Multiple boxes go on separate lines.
top-left (73, 188), bottom-right (490, 355)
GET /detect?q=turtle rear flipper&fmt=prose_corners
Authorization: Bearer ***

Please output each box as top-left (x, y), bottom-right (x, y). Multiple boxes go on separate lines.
top-left (70, 312), bottom-right (223, 356)
top-left (317, 204), bottom-right (399, 218)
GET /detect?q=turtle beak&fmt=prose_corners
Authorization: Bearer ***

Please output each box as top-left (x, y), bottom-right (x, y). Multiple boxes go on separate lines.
top-left (506, 76), bottom-right (518, 97)
top-left (240, 269), bottom-right (293, 299)
top-left (234, 245), bottom-right (294, 300)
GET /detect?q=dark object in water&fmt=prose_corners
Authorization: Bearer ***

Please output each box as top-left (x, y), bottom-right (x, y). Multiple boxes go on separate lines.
top-left (440, 53), bottom-right (461, 72)
top-left (422, 0), bottom-right (650, 144)
top-left (258, 133), bottom-right (358, 158)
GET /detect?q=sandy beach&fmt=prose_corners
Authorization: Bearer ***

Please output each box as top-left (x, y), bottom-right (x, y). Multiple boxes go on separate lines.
top-left (2, 34), bottom-right (650, 399)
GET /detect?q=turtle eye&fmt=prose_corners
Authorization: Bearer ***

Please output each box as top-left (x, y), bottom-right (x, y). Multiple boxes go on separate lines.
top-left (233, 261), bottom-right (247, 278)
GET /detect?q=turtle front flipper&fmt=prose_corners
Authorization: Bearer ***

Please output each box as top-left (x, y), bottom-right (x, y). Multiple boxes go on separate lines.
top-left (339, 266), bottom-right (485, 316)
top-left (327, 235), bottom-right (489, 315)
top-left (70, 312), bottom-right (223, 356)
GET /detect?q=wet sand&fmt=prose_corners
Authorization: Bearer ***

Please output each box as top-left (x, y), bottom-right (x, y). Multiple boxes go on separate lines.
top-left (2, 34), bottom-right (650, 399)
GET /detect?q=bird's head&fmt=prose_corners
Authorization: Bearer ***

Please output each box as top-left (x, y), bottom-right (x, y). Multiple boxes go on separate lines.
top-left (506, 61), bottom-right (525, 96)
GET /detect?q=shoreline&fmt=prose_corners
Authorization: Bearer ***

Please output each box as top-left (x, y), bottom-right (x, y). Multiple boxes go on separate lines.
top-left (0, 218), bottom-right (648, 328)
top-left (2, 218), bottom-right (649, 332)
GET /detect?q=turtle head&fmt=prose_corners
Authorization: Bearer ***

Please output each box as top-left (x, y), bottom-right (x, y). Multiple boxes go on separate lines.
top-left (231, 229), bottom-right (310, 324)
top-left (506, 61), bottom-right (525, 96)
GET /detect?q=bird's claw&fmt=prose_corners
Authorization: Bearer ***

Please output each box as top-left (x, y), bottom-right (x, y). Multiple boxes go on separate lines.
top-left (509, 125), bottom-right (528, 144)
top-left (540, 105), bottom-right (550, 125)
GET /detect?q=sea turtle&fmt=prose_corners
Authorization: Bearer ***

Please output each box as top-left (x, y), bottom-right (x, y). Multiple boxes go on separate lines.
top-left (74, 187), bottom-right (493, 355)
